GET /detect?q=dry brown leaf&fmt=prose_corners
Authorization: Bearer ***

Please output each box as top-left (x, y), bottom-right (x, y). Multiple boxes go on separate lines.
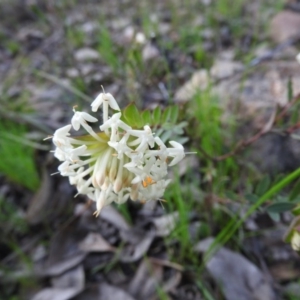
top-left (144, 258), bottom-right (183, 297)
top-left (149, 257), bottom-right (183, 272)
top-left (128, 259), bottom-right (163, 299)
top-left (174, 284), bottom-right (203, 300)
top-left (51, 265), bottom-right (85, 290)
top-left (40, 253), bottom-right (86, 277)
top-left (100, 205), bottom-right (131, 231)
top-left (195, 238), bottom-right (276, 300)
top-left (33, 265), bottom-right (85, 300)
top-left (32, 288), bottom-right (82, 300)
top-left (120, 229), bottom-right (154, 263)
top-left (73, 283), bottom-right (136, 300)
top-left (39, 218), bottom-right (87, 276)
top-left (98, 283), bottom-right (136, 300)
top-left (26, 166), bottom-right (53, 225)
top-left (269, 262), bottom-right (300, 281)
top-left (161, 269), bottom-right (182, 294)
top-left (78, 232), bottom-right (115, 252)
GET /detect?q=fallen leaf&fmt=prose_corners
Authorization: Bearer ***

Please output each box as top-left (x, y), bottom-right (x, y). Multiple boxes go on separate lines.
top-left (51, 265), bottom-right (85, 290)
top-left (99, 282), bottom-right (136, 300)
top-left (174, 284), bottom-right (203, 300)
top-left (128, 259), bottom-right (163, 299)
top-left (160, 268), bottom-right (182, 294)
top-left (78, 232), bottom-right (115, 252)
top-left (33, 266), bottom-right (85, 300)
top-left (32, 288), bottom-right (82, 300)
top-left (73, 283), bottom-right (136, 300)
top-left (38, 218), bottom-right (87, 276)
top-left (39, 253), bottom-right (86, 277)
top-left (100, 205), bottom-right (131, 231)
top-left (195, 237), bottom-right (276, 300)
top-left (26, 166), bottom-right (53, 225)
top-left (149, 257), bottom-right (183, 271)
top-left (269, 262), bottom-right (300, 281)
top-left (120, 229), bottom-right (154, 262)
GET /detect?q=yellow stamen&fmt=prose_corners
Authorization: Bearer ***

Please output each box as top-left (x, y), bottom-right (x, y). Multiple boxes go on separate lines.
top-left (142, 176), bottom-right (155, 188)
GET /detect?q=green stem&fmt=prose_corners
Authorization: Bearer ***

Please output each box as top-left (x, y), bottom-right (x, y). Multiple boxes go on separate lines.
top-left (204, 167), bottom-right (300, 262)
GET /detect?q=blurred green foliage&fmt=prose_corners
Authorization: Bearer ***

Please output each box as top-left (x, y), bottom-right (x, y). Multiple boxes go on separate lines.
top-left (0, 121), bottom-right (40, 191)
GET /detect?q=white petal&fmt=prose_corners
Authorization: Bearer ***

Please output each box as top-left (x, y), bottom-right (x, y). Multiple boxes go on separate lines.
top-left (117, 120), bottom-right (132, 131)
top-left (131, 176), bottom-right (142, 184)
top-left (69, 145), bottom-right (87, 161)
top-left (91, 93), bottom-right (104, 112)
top-left (168, 153), bottom-right (185, 166)
top-left (169, 141), bottom-right (184, 150)
top-left (72, 144), bottom-right (87, 154)
top-left (100, 112), bottom-right (122, 131)
top-left (81, 112), bottom-right (98, 123)
top-left (55, 124), bottom-right (72, 137)
top-left (54, 147), bottom-right (67, 161)
top-left (105, 93), bottom-right (120, 111)
top-left (71, 116), bottom-right (80, 131)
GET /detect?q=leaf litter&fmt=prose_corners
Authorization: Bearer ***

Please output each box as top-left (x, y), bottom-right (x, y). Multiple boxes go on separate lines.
top-left (2, 0), bottom-right (300, 299)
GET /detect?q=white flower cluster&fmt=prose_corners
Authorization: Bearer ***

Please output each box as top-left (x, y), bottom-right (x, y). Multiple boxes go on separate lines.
top-left (51, 91), bottom-right (185, 216)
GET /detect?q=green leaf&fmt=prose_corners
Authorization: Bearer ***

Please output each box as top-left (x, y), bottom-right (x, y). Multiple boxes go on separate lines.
top-left (152, 106), bottom-right (161, 125)
top-left (268, 212), bottom-right (280, 222)
top-left (122, 103), bottom-right (143, 128)
top-left (162, 106), bottom-right (172, 124)
top-left (224, 191), bottom-right (236, 201)
top-left (255, 175), bottom-right (271, 196)
top-left (204, 167), bottom-right (300, 265)
top-left (0, 121), bottom-right (40, 191)
top-left (292, 196), bottom-right (300, 203)
top-left (292, 205), bottom-right (300, 216)
top-left (266, 202), bottom-right (295, 213)
top-left (289, 178), bottom-right (300, 201)
top-left (141, 109), bottom-right (152, 126)
top-left (169, 105), bottom-right (179, 124)
top-left (245, 193), bottom-right (259, 203)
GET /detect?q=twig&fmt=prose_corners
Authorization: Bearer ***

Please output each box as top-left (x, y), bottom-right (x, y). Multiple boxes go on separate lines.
top-left (286, 121), bottom-right (300, 134)
top-left (275, 92), bottom-right (300, 123)
top-left (199, 89), bottom-right (300, 162)
top-left (199, 105), bottom-right (278, 162)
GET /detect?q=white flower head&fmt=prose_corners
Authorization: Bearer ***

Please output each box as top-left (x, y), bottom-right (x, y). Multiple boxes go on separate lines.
top-left (51, 89), bottom-right (186, 216)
